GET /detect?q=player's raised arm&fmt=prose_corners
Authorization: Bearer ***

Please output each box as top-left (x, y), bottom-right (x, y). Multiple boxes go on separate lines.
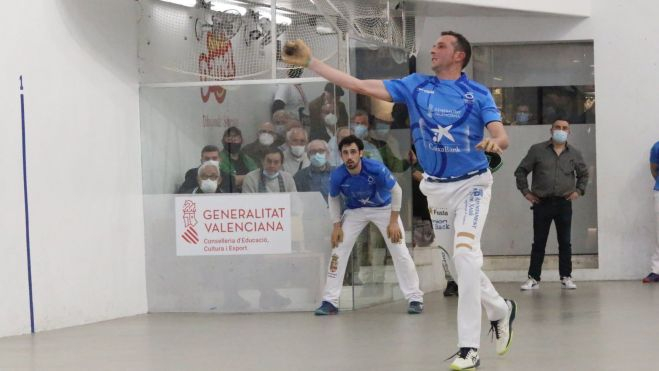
top-left (282, 40), bottom-right (393, 102)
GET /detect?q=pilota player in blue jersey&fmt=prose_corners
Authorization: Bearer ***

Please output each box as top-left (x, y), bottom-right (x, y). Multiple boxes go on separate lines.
top-left (313, 135), bottom-right (424, 316)
top-left (283, 31), bottom-right (516, 370)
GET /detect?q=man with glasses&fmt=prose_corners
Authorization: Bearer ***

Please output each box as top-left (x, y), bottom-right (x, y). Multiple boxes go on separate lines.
top-left (177, 145), bottom-right (233, 194)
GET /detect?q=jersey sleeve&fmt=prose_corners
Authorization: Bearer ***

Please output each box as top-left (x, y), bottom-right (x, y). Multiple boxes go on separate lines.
top-left (383, 74), bottom-right (417, 104)
top-left (329, 168), bottom-right (342, 197)
top-left (480, 90), bottom-right (502, 126)
top-left (651, 142), bottom-right (659, 164)
top-left (375, 163), bottom-right (397, 190)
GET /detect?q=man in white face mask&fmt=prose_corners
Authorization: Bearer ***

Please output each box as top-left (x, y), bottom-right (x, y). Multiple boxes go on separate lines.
top-left (177, 145), bottom-right (234, 193)
top-left (351, 111), bottom-right (384, 163)
top-left (272, 110), bottom-right (297, 145)
top-left (243, 122), bottom-right (278, 164)
top-left (309, 83), bottom-right (349, 141)
top-left (282, 127), bottom-right (311, 176)
top-left (515, 119), bottom-right (589, 291)
top-left (190, 161), bottom-right (230, 194)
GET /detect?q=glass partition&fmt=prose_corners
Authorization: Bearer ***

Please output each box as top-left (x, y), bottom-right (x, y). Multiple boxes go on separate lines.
top-left (473, 42), bottom-right (598, 261)
top-left (347, 39), bottom-right (421, 309)
top-left (141, 81), bottom-right (341, 312)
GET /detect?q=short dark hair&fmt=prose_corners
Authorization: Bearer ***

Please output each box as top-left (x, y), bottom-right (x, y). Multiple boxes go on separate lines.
top-left (324, 83), bottom-right (344, 97)
top-left (201, 144), bottom-right (220, 155)
top-left (338, 135), bottom-right (364, 152)
top-left (262, 146), bottom-right (284, 163)
top-left (222, 126), bottom-right (242, 140)
top-left (441, 31), bottom-right (471, 69)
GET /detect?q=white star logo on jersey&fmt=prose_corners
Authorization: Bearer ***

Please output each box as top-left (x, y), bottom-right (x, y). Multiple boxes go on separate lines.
top-left (430, 125), bottom-right (455, 143)
top-left (358, 197), bottom-right (375, 206)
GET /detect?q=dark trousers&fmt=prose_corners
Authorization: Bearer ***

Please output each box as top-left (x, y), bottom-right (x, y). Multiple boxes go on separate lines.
top-left (528, 197), bottom-right (573, 280)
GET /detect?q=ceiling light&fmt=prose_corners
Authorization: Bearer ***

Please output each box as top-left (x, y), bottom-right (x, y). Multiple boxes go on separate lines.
top-left (161, 0), bottom-right (197, 7)
top-left (211, 1), bottom-right (247, 15)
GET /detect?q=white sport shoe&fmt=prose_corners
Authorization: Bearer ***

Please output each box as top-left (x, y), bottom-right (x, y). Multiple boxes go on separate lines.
top-left (490, 299), bottom-right (517, 355)
top-left (561, 277), bottom-right (577, 289)
top-left (520, 277), bottom-right (539, 290)
top-left (449, 348), bottom-right (480, 370)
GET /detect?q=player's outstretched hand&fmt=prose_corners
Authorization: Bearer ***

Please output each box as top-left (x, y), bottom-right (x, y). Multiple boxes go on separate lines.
top-left (387, 222), bottom-right (402, 244)
top-left (476, 138), bottom-right (503, 154)
top-left (331, 225), bottom-right (344, 248)
top-left (282, 40), bottom-right (312, 67)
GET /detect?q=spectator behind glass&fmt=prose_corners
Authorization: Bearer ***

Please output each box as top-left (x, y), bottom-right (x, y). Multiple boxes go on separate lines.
top-left (391, 103), bottom-right (409, 130)
top-left (328, 126), bottom-right (353, 166)
top-left (187, 160), bottom-right (232, 194)
top-left (271, 109), bottom-right (297, 146)
top-left (272, 67), bottom-right (310, 129)
top-left (309, 83), bottom-right (349, 141)
top-left (243, 121), bottom-right (277, 164)
top-left (369, 117), bottom-right (412, 173)
top-left (242, 146), bottom-right (297, 193)
top-left (350, 110), bottom-right (383, 163)
top-left (177, 145), bottom-right (233, 193)
top-left (283, 127), bottom-right (310, 176)
top-left (220, 126), bottom-right (258, 193)
top-left (511, 104), bottom-right (536, 125)
top-left (294, 139), bottom-right (334, 201)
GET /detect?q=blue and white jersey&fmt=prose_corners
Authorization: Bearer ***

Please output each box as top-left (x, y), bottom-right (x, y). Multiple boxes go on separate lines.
top-left (384, 73), bottom-right (501, 179)
top-left (651, 141), bottom-right (659, 191)
top-left (329, 157), bottom-right (396, 209)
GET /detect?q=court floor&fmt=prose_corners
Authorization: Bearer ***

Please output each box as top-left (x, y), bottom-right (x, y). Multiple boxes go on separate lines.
top-left (1, 281), bottom-right (657, 371)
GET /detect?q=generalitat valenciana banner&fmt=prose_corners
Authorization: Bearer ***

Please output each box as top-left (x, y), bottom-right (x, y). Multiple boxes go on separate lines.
top-left (175, 193), bottom-right (292, 256)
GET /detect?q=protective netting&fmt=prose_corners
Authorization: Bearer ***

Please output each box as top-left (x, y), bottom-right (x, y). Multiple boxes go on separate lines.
top-left (139, 0), bottom-right (417, 82)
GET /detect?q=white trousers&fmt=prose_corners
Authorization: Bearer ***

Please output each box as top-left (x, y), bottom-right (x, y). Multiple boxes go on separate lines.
top-left (651, 191), bottom-right (659, 274)
top-left (420, 171), bottom-right (508, 348)
top-left (321, 206), bottom-right (424, 306)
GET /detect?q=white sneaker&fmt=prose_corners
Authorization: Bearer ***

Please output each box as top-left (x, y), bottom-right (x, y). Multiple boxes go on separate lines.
top-left (449, 348), bottom-right (480, 370)
top-left (520, 278), bottom-right (539, 290)
top-left (490, 299), bottom-right (517, 355)
top-left (561, 277), bottom-right (577, 289)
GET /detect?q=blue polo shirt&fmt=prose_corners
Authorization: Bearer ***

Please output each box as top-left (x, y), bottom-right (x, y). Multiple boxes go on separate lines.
top-left (384, 72), bottom-right (501, 179)
top-left (329, 157), bottom-right (396, 209)
top-left (651, 141), bottom-right (659, 191)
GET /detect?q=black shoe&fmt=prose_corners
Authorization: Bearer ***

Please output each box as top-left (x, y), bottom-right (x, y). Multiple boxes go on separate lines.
top-left (443, 281), bottom-right (458, 297)
top-left (407, 301), bottom-right (424, 314)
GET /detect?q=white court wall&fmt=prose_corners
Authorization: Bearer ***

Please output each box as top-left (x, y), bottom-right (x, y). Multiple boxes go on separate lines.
top-left (0, 22), bottom-right (31, 336)
top-left (0, 0), bottom-right (146, 337)
top-left (417, 0), bottom-right (659, 280)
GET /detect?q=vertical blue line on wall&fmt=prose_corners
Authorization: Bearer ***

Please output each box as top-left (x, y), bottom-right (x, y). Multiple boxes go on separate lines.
top-left (20, 75), bottom-right (35, 334)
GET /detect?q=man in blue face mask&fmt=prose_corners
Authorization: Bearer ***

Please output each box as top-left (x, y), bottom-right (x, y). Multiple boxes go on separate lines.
top-left (293, 140), bottom-right (334, 201)
top-left (515, 119), bottom-right (589, 291)
top-left (512, 104), bottom-right (535, 125)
